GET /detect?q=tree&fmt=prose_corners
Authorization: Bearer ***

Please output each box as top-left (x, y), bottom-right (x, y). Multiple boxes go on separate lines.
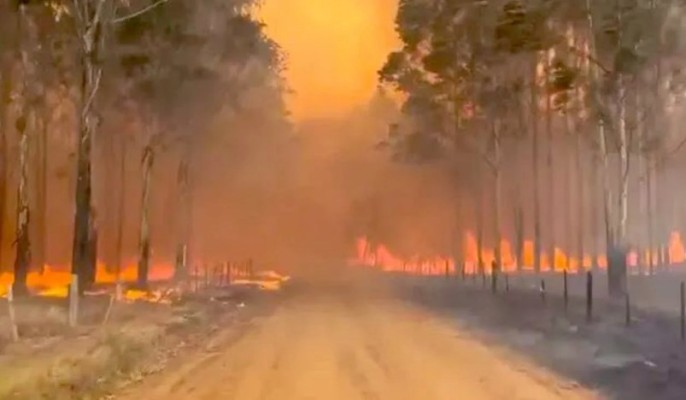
top-left (112, 0), bottom-right (288, 287)
top-left (379, 0), bottom-right (686, 290)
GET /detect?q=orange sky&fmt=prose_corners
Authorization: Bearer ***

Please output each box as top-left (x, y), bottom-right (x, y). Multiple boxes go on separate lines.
top-left (259, 0), bottom-right (399, 121)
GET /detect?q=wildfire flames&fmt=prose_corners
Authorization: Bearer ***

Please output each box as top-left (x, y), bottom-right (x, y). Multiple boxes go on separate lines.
top-left (0, 261), bottom-right (290, 301)
top-left (0, 261), bottom-right (175, 300)
top-left (353, 231), bottom-right (686, 275)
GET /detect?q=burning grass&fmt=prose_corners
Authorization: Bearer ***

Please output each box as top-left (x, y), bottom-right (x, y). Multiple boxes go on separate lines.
top-left (0, 262), bottom-right (175, 299)
top-left (353, 231), bottom-right (686, 276)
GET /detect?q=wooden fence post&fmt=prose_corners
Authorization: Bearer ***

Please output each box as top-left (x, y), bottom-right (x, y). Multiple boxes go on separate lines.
top-left (563, 270), bottom-right (569, 312)
top-left (680, 281), bottom-right (684, 342)
top-left (586, 271), bottom-right (593, 322)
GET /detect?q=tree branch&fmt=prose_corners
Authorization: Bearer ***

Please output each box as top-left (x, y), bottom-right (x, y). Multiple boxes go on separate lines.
top-left (560, 42), bottom-right (611, 75)
top-left (112, 0), bottom-right (169, 24)
top-left (81, 69), bottom-right (102, 119)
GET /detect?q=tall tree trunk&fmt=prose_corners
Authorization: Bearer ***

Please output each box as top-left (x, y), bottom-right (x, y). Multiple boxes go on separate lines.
top-left (585, 0), bottom-right (613, 273)
top-left (13, 4), bottom-right (32, 296)
top-left (137, 144), bottom-right (154, 288)
top-left (646, 156), bottom-right (655, 274)
top-left (0, 1), bottom-right (17, 274)
top-left (599, 122), bottom-right (613, 261)
top-left (13, 113), bottom-right (31, 296)
top-left (575, 119), bottom-right (585, 269)
top-left (492, 121), bottom-right (502, 272)
top-left (636, 88), bottom-right (646, 273)
top-left (70, 0), bottom-right (107, 293)
top-left (617, 80), bottom-right (629, 243)
top-left (545, 54), bottom-right (555, 271)
top-left (591, 158), bottom-right (601, 270)
top-left (572, 39), bottom-right (585, 271)
top-left (115, 137), bottom-right (127, 279)
top-left (564, 114), bottom-right (574, 271)
top-left (33, 111), bottom-right (48, 273)
top-left (514, 202), bottom-right (524, 270)
top-left (608, 77), bottom-right (629, 298)
top-left (530, 56), bottom-right (541, 274)
top-left (476, 182), bottom-right (484, 278)
top-left (0, 59), bottom-right (10, 272)
top-left (174, 149), bottom-right (191, 281)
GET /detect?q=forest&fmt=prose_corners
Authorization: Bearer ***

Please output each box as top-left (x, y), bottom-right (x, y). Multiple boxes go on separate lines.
top-left (372, 0), bottom-right (686, 296)
top-left (0, 0), bottom-right (290, 296)
top-left (3, 1), bottom-right (686, 398)
top-left (3, 0), bottom-right (686, 299)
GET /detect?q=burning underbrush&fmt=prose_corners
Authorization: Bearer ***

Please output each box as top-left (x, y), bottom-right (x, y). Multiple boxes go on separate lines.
top-left (0, 262), bottom-right (289, 345)
top-left (353, 231), bottom-right (686, 276)
top-left (0, 261), bottom-right (290, 301)
top-left (0, 263), bottom-right (285, 400)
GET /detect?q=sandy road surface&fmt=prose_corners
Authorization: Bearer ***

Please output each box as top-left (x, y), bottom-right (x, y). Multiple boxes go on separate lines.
top-left (117, 289), bottom-right (598, 400)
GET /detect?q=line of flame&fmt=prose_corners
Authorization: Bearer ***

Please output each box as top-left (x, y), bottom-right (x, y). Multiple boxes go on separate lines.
top-left (352, 231), bottom-right (686, 275)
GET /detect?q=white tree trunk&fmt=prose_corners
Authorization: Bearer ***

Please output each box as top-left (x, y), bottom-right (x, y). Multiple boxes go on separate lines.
top-left (617, 79), bottom-right (629, 244)
top-left (70, 0), bottom-right (108, 290)
top-left (13, 4), bottom-right (33, 296)
top-left (492, 121), bottom-right (502, 271)
top-left (530, 56), bottom-right (542, 274)
top-left (575, 120), bottom-right (585, 268)
top-left (545, 54), bottom-right (555, 271)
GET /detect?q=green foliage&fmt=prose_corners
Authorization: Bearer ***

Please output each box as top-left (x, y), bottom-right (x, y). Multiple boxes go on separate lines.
top-left (380, 0), bottom-right (686, 163)
top-left (109, 0), bottom-right (287, 140)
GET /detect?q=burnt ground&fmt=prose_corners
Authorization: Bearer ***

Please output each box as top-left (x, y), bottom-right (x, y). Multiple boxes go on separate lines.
top-left (399, 274), bottom-right (686, 400)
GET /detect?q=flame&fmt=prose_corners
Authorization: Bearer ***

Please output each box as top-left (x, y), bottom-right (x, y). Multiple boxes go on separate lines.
top-left (353, 231), bottom-right (686, 275)
top-left (0, 261), bottom-right (175, 299)
top-left (0, 261), bottom-right (288, 300)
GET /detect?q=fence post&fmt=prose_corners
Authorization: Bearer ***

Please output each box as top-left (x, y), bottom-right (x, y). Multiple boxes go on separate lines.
top-left (505, 274), bottom-right (510, 292)
top-left (69, 274), bottom-right (79, 328)
top-left (586, 271), bottom-right (593, 322)
top-left (680, 281), bottom-right (684, 342)
top-left (540, 279), bottom-right (546, 303)
top-left (563, 270), bottom-right (569, 312)
top-left (8, 286), bottom-right (19, 341)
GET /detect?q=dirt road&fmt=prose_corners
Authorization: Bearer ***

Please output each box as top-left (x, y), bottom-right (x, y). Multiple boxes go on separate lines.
top-left (117, 289), bottom-right (598, 400)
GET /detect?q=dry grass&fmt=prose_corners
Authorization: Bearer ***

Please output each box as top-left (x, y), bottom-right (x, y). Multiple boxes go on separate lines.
top-left (0, 321), bottom-right (163, 399)
top-left (0, 298), bottom-right (229, 400)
